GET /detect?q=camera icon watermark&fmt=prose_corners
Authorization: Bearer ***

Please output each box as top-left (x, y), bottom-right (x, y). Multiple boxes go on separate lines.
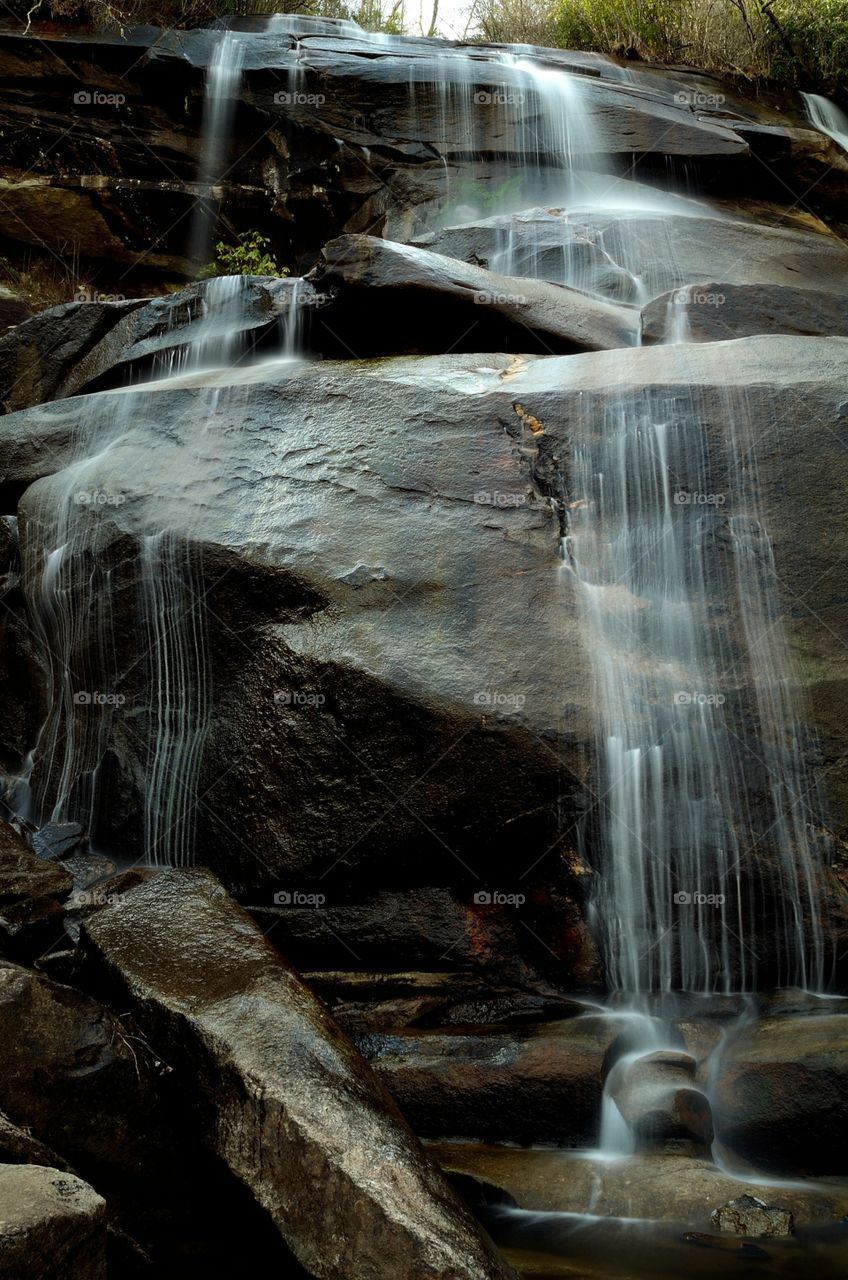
top-left (73, 90), bottom-right (125, 107)
top-left (273, 889), bottom-right (326, 907)
top-left (474, 290), bottom-right (527, 306)
top-left (473, 890), bottom-right (526, 906)
top-left (673, 691), bottom-right (726, 707)
top-left (474, 90), bottom-right (525, 106)
top-left (473, 690), bottom-right (526, 710)
top-left (273, 90), bottom-right (326, 106)
top-left (674, 890), bottom-right (726, 906)
top-left (73, 490), bottom-right (126, 507)
top-left (73, 691), bottom-right (126, 707)
top-left (674, 90), bottom-right (725, 109)
top-left (672, 288), bottom-right (726, 307)
top-left (673, 490), bottom-right (726, 506)
top-left (273, 690), bottom-right (326, 708)
top-left (473, 490), bottom-right (527, 508)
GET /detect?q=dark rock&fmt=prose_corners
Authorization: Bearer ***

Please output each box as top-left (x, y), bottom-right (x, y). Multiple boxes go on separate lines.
top-left (0, 1163), bottom-right (107, 1280)
top-left (0, 1109), bottom-right (70, 1171)
top-left (710, 1194), bottom-right (794, 1238)
top-left (80, 867), bottom-right (518, 1280)
top-left (0, 817), bottom-right (72, 962)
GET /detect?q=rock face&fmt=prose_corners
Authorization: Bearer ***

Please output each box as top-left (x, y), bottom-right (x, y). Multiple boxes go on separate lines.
top-left (0, 1163), bottom-right (107, 1280)
top-left (2, 335), bottom-right (846, 982)
top-left (642, 282), bottom-right (848, 344)
top-left (710, 1194), bottom-right (794, 1238)
top-left (0, 20), bottom-right (841, 284)
top-left (713, 1014), bottom-right (848, 1175)
top-left (80, 868), bottom-right (518, 1280)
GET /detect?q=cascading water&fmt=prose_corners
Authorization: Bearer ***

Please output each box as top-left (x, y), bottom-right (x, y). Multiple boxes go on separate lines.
top-left (563, 377), bottom-right (828, 995)
top-left (802, 91), bottom-right (848, 152)
top-left (191, 29), bottom-right (245, 268)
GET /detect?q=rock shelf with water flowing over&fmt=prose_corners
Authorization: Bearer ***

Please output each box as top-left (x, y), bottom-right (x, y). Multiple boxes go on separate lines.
top-left (0, 12), bottom-right (846, 1280)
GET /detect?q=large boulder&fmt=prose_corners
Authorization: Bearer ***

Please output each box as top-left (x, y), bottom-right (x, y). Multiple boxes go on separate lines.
top-left (0, 1163), bottom-right (107, 1280)
top-left (0, 337), bottom-right (847, 981)
top-left (79, 870), bottom-right (517, 1280)
top-left (642, 281), bottom-right (848, 344)
top-left (307, 234), bottom-right (639, 353)
top-left (713, 1013), bottom-right (848, 1175)
top-left (80, 867), bottom-right (517, 1280)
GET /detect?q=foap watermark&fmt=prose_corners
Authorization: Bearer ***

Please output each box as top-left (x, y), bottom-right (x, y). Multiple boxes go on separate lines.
top-left (474, 890), bottom-right (526, 906)
top-left (673, 489), bottom-right (726, 506)
top-left (74, 287), bottom-right (126, 304)
top-left (674, 90), bottom-right (725, 109)
top-left (73, 90), bottom-right (126, 107)
top-left (673, 691), bottom-right (726, 708)
top-left (474, 290), bottom-right (527, 306)
top-left (473, 690), bottom-right (526, 710)
top-left (274, 90), bottom-right (326, 106)
top-left (273, 889), bottom-right (326, 907)
top-left (274, 689), bottom-right (326, 708)
top-left (75, 889), bottom-right (120, 908)
top-left (73, 490), bottom-right (126, 507)
top-left (674, 890), bottom-right (726, 907)
top-left (473, 490), bottom-right (527, 508)
top-left (672, 288), bottom-right (726, 308)
top-left (73, 691), bottom-right (126, 707)
top-left (474, 90), bottom-right (525, 106)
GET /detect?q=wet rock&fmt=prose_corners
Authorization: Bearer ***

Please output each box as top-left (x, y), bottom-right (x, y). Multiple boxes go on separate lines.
top-left (429, 1145), bottom-right (848, 1226)
top-left (0, 1163), bottom-right (107, 1280)
top-left (0, 817), bottom-right (72, 962)
top-left (425, 208), bottom-right (848, 301)
top-left (32, 821), bottom-right (85, 861)
top-left (642, 282), bottom-right (848, 343)
top-left (0, 277), bottom-right (295, 414)
top-left (308, 234), bottom-right (639, 354)
top-left (357, 1014), bottom-right (632, 1145)
top-left (80, 868), bottom-right (518, 1280)
top-left (713, 1013), bottom-right (848, 1174)
top-left (710, 1194), bottom-right (794, 1238)
top-left (609, 1050), bottom-right (714, 1151)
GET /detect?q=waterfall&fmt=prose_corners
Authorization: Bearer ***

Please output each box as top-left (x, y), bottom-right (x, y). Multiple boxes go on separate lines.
top-left (802, 91), bottom-right (848, 152)
top-left (191, 30), bottom-right (245, 269)
top-left (563, 371), bottom-right (827, 995)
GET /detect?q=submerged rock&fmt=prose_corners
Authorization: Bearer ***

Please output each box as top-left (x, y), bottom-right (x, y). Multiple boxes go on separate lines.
top-left (710, 1194), bottom-right (794, 1238)
top-left (0, 1163), bottom-right (107, 1280)
top-left (81, 868), bottom-right (518, 1280)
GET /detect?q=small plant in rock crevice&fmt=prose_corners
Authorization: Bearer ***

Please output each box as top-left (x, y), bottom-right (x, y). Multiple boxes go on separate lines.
top-left (197, 231), bottom-right (290, 280)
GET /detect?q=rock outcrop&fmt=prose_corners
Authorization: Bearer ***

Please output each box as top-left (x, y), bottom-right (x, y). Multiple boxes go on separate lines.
top-left (0, 819), bottom-right (71, 962)
top-left (80, 867), bottom-right (518, 1280)
top-left (0, 1163), bottom-right (107, 1280)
